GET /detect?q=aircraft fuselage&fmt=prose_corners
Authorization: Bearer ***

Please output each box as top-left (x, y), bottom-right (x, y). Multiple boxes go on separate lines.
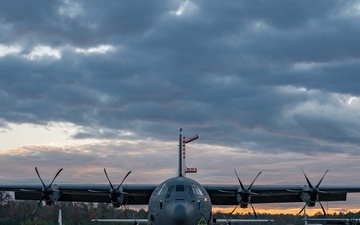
top-left (147, 176), bottom-right (213, 225)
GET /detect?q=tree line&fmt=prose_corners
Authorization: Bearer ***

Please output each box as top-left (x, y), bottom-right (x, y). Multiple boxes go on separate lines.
top-left (1, 191), bottom-right (360, 225)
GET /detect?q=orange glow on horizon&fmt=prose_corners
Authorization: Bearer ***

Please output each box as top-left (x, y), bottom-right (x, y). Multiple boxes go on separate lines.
top-left (211, 206), bottom-right (360, 216)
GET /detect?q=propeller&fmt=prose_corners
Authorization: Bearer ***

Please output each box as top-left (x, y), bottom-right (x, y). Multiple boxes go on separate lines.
top-left (90, 169), bottom-right (131, 207)
top-left (219, 169), bottom-right (262, 218)
top-left (104, 168), bottom-right (131, 207)
top-left (288, 169), bottom-right (329, 216)
top-left (29, 167), bottom-right (63, 214)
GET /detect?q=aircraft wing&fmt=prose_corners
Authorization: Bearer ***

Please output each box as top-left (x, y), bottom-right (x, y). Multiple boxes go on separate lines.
top-left (0, 184), bottom-right (157, 205)
top-left (203, 185), bottom-right (360, 205)
top-left (2, 183), bottom-right (360, 205)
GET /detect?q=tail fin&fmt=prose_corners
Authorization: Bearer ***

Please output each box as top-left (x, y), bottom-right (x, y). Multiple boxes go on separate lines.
top-left (178, 128), bottom-right (184, 177)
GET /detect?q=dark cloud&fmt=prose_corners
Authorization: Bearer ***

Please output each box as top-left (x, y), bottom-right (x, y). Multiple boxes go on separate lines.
top-left (1, 1), bottom-right (360, 159)
top-left (2, 1), bottom-right (360, 214)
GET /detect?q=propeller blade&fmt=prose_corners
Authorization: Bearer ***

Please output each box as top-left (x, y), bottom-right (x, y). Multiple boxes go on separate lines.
top-left (229, 204), bottom-right (238, 215)
top-left (49, 168), bottom-right (63, 187)
top-left (318, 200), bottom-right (327, 216)
top-left (298, 204), bottom-right (307, 215)
top-left (105, 198), bottom-right (112, 207)
top-left (32, 196), bottom-right (44, 214)
top-left (248, 191), bottom-right (260, 195)
top-left (302, 169), bottom-right (313, 189)
top-left (297, 200), bottom-right (326, 217)
top-left (248, 171), bottom-right (262, 191)
top-left (286, 189), bottom-right (302, 193)
top-left (88, 190), bottom-right (109, 194)
top-left (104, 168), bottom-right (115, 189)
top-left (21, 189), bottom-right (43, 192)
top-left (250, 203), bottom-right (258, 218)
top-left (35, 167), bottom-right (46, 187)
top-left (234, 169), bottom-right (245, 190)
top-left (218, 190), bottom-right (237, 194)
top-left (316, 170), bottom-right (329, 189)
top-left (131, 213), bottom-right (141, 225)
top-left (117, 171), bottom-right (132, 190)
top-left (223, 215), bottom-right (232, 225)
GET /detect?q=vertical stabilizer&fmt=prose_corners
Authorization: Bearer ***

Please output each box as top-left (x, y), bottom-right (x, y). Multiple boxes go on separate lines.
top-left (178, 128), bottom-right (183, 177)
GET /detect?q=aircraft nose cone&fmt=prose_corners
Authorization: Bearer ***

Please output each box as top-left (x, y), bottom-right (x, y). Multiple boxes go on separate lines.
top-left (167, 202), bottom-right (195, 225)
top-left (173, 204), bottom-right (187, 224)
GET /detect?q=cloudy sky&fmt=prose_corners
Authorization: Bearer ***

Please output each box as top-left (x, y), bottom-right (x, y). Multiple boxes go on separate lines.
top-left (1, 0), bottom-right (360, 215)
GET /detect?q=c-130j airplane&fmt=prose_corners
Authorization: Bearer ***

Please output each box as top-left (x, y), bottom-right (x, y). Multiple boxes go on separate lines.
top-left (1, 129), bottom-right (360, 225)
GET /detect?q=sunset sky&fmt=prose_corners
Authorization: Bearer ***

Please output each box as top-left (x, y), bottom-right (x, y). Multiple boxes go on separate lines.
top-left (1, 0), bottom-right (360, 215)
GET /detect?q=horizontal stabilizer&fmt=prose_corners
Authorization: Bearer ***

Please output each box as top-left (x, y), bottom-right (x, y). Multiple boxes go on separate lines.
top-left (91, 218), bottom-right (147, 224)
top-left (213, 218), bottom-right (274, 223)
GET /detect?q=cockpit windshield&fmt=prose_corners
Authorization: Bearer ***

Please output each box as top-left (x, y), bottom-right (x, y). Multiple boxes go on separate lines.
top-left (156, 183), bottom-right (168, 195)
top-left (155, 182), bottom-right (203, 198)
top-left (165, 186), bottom-right (175, 198)
top-left (192, 184), bottom-right (203, 196)
top-left (176, 185), bottom-right (184, 192)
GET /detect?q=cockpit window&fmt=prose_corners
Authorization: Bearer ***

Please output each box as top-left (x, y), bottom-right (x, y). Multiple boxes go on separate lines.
top-left (157, 183), bottom-right (168, 195)
top-left (185, 185), bottom-right (194, 198)
top-left (192, 184), bottom-right (203, 196)
top-left (176, 185), bottom-right (184, 192)
top-left (165, 185), bottom-right (175, 198)
top-left (156, 183), bottom-right (202, 197)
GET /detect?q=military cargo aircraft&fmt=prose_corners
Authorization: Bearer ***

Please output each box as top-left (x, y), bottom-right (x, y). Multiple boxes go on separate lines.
top-left (1, 129), bottom-right (360, 225)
